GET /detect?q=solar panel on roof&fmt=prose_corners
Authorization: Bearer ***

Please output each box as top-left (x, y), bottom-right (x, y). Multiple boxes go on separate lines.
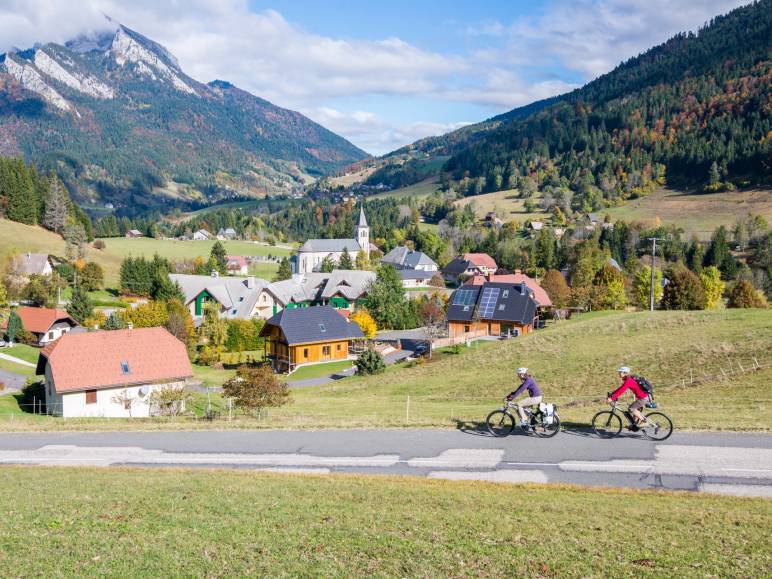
top-left (452, 289), bottom-right (477, 306)
top-left (479, 287), bottom-right (500, 318)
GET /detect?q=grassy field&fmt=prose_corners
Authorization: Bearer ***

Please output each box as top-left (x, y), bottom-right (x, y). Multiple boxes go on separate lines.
top-left (1, 344), bottom-right (39, 364)
top-left (0, 467), bottom-right (768, 576)
top-left (455, 189), bottom-right (550, 221)
top-left (372, 176), bottom-right (443, 199)
top-left (603, 188), bottom-right (772, 240)
top-left (0, 309), bottom-right (769, 431)
top-left (287, 359), bottom-right (354, 381)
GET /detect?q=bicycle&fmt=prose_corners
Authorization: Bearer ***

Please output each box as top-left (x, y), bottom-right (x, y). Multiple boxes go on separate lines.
top-left (486, 400), bottom-right (561, 438)
top-left (591, 396), bottom-right (673, 441)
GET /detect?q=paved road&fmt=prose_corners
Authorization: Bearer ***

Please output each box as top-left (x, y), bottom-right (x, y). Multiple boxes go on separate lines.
top-left (0, 429), bottom-right (770, 496)
top-left (0, 368), bottom-right (27, 392)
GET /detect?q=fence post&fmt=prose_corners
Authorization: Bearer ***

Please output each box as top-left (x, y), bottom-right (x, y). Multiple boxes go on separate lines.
top-left (406, 395), bottom-right (410, 423)
top-left (737, 360), bottom-right (745, 373)
top-left (690, 368), bottom-right (694, 384)
top-left (753, 357), bottom-right (760, 370)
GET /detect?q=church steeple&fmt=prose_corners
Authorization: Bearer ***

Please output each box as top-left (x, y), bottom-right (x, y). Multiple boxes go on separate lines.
top-left (356, 204), bottom-right (369, 258)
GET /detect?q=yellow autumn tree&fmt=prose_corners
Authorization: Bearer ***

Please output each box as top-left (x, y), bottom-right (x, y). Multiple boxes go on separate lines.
top-left (699, 266), bottom-right (725, 309)
top-left (350, 308), bottom-right (377, 339)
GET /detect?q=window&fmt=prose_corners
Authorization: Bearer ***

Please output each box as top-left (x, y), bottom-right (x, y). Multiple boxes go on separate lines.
top-left (498, 304), bottom-right (506, 310)
top-left (336, 344), bottom-right (342, 351)
top-left (232, 309), bottom-right (238, 315)
top-left (502, 290), bottom-right (509, 298)
top-left (303, 348), bottom-right (309, 359)
top-left (464, 325), bottom-right (470, 333)
top-left (85, 389), bottom-right (97, 404)
top-left (48, 331), bottom-right (54, 339)
top-left (322, 345), bottom-right (331, 358)
top-left (319, 323), bottom-right (327, 333)
top-left (120, 361), bottom-right (130, 375)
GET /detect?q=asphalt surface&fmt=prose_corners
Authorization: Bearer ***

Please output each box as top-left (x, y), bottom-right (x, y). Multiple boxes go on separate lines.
top-left (1, 429), bottom-right (770, 496)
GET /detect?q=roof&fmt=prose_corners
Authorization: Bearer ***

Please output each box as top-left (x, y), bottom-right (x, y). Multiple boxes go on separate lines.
top-left (462, 253), bottom-right (497, 269)
top-left (37, 327), bottom-right (193, 393)
top-left (398, 269), bottom-right (436, 281)
top-left (464, 272), bottom-right (552, 307)
top-left (381, 246), bottom-right (438, 270)
top-left (226, 255), bottom-right (248, 268)
top-left (297, 238), bottom-right (363, 253)
top-left (5, 307), bottom-right (77, 334)
top-left (320, 270), bottom-right (376, 300)
top-left (268, 273), bottom-right (330, 305)
top-left (447, 282), bottom-right (538, 325)
top-left (529, 221), bottom-right (544, 230)
top-left (12, 253), bottom-right (50, 276)
top-left (169, 273), bottom-right (270, 318)
top-left (608, 257), bottom-right (622, 271)
top-left (442, 257), bottom-right (479, 277)
top-left (261, 305), bottom-right (364, 345)
top-left (358, 206), bottom-right (368, 228)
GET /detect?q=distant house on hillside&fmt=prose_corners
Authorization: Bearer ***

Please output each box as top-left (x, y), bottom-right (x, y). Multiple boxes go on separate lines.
top-left (295, 206), bottom-right (374, 274)
top-left (192, 229), bottom-right (212, 241)
top-left (260, 306), bottom-right (364, 373)
top-left (381, 246), bottom-right (438, 272)
top-left (217, 228), bottom-right (238, 240)
top-left (398, 269), bottom-right (438, 289)
top-left (11, 253), bottom-right (53, 277)
top-left (225, 255), bottom-right (249, 276)
top-left (37, 327), bottom-right (193, 418)
top-left (125, 229), bottom-right (143, 238)
top-left (2, 307), bottom-right (80, 346)
top-left (447, 282), bottom-right (539, 339)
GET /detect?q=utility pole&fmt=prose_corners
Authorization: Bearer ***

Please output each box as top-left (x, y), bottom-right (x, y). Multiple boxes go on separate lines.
top-left (645, 237), bottom-right (662, 312)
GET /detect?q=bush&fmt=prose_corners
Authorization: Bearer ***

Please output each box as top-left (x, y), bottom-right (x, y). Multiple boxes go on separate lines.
top-left (661, 269), bottom-right (706, 310)
top-left (356, 349), bottom-right (386, 375)
top-left (728, 280), bottom-right (766, 308)
top-left (93, 239), bottom-right (106, 250)
top-left (222, 365), bottom-right (290, 418)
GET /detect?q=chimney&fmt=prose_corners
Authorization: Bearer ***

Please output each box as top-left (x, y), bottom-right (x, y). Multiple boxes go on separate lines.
top-left (211, 270), bottom-right (219, 278)
top-left (247, 276), bottom-right (255, 289)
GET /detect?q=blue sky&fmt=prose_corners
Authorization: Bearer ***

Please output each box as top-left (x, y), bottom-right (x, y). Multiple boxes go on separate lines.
top-left (0, 0), bottom-right (750, 154)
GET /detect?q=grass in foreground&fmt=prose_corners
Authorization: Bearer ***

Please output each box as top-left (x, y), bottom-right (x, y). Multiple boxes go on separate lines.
top-left (1, 344), bottom-right (39, 364)
top-left (287, 359), bottom-right (354, 381)
top-left (0, 467), bottom-right (768, 577)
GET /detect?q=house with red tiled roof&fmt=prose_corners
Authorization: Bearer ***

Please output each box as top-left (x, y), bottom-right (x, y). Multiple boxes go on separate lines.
top-left (442, 253), bottom-right (498, 285)
top-left (36, 327), bottom-right (193, 418)
top-left (464, 270), bottom-right (553, 308)
top-left (225, 255), bottom-right (249, 276)
top-left (1, 307), bottom-right (80, 346)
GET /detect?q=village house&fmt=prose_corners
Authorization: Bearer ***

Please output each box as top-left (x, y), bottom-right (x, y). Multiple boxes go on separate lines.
top-left (380, 246), bottom-right (438, 271)
top-left (37, 327), bottom-right (193, 418)
top-left (442, 253), bottom-right (498, 284)
top-left (192, 229), bottom-right (212, 241)
top-left (2, 307), bottom-right (80, 346)
top-left (225, 255), bottom-right (249, 276)
top-left (446, 282), bottom-right (539, 339)
top-left (464, 270), bottom-right (553, 309)
top-left (125, 229), bottom-right (143, 238)
top-left (11, 252), bottom-right (53, 277)
top-left (398, 269), bottom-right (438, 288)
top-left (170, 272), bottom-right (270, 319)
top-left (294, 206), bottom-right (372, 274)
top-left (217, 227), bottom-right (238, 240)
top-left (260, 305), bottom-right (364, 373)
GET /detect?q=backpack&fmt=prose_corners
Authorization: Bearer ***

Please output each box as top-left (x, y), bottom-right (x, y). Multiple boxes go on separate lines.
top-left (632, 375), bottom-right (654, 395)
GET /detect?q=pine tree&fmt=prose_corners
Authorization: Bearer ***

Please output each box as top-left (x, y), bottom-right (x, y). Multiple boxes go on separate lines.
top-left (320, 255), bottom-right (335, 273)
top-left (210, 241), bottom-right (228, 274)
top-left (274, 257), bottom-right (293, 281)
top-left (42, 175), bottom-right (69, 233)
top-left (67, 283), bottom-right (94, 323)
top-left (339, 247), bottom-right (354, 270)
top-left (703, 226), bottom-right (738, 279)
top-left (5, 311), bottom-right (22, 344)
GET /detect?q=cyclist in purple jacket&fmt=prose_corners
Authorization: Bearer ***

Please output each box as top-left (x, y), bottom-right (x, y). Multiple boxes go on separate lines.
top-left (507, 367), bottom-right (543, 428)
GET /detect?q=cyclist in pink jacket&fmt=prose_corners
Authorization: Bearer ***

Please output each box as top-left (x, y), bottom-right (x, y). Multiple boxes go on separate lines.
top-left (607, 366), bottom-right (648, 427)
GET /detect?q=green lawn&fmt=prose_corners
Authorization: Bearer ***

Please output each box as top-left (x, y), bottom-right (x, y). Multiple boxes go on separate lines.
top-left (372, 176), bottom-right (442, 199)
top-left (455, 189), bottom-right (551, 221)
top-left (1, 344), bottom-right (39, 364)
top-left (0, 467), bottom-right (768, 576)
top-left (287, 359), bottom-right (355, 382)
top-left (0, 357), bottom-right (36, 379)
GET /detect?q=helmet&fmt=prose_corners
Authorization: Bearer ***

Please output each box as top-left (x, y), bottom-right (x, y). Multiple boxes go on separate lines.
top-left (516, 367), bottom-right (528, 375)
top-left (618, 366), bottom-right (631, 374)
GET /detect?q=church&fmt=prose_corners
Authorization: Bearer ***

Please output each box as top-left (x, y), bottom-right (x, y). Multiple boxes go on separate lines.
top-left (293, 206), bottom-right (371, 274)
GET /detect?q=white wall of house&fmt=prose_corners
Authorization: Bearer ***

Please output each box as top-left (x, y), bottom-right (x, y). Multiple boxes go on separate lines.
top-left (400, 278), bottom-right (431, 289)
top-left (251, 289), bottom-right (283, 318)
top-left (44, 366), bottom-right (187, 418)
top-left (297, 251), bottom-right (344, 274)
top-left (38, 322), bottom-right (75, 346)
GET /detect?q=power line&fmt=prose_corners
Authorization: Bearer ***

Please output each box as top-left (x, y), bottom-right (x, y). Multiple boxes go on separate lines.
top-left (644, 237), bottom-right (663, 312)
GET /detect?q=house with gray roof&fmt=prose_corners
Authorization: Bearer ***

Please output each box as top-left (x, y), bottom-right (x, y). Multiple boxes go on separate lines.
top-left (319, 270), bottom-right (376, 309)
top-left (169, 272), bottom-right (270, 320)
top-left (447, 282), bottom-right (538, 339)
top-left (260, 306), bottom-right (364, 373)
top-left (11, 252), bottom-right (53, 277)
top-left (381, 246), bottom-right (438, 272)
top-left (397, 269), bottom-right (438, 288)
top-left (295, 206), bottom-right (373, 274)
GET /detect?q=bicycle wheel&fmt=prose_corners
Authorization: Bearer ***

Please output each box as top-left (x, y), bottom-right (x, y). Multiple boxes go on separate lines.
top-left (592, 411), bottom-right (622, 438)
top-left (640, 412), bottom-right (673, 441)
top-left (486, 410), bottom-right (515, 437)
top-left (534, 414), bottom-right (561, 438)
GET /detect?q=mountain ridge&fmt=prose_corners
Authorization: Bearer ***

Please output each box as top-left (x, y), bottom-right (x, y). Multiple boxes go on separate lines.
top-left (0, 23), bottom-right (368, 213)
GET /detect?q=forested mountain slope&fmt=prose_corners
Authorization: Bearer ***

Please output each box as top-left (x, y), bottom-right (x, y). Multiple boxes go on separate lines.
top-left (0, 24), bottom-right (367, 212)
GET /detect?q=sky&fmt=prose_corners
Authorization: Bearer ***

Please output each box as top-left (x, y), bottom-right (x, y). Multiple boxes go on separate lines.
top-left (0, 0), bottom-right (751, 155)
